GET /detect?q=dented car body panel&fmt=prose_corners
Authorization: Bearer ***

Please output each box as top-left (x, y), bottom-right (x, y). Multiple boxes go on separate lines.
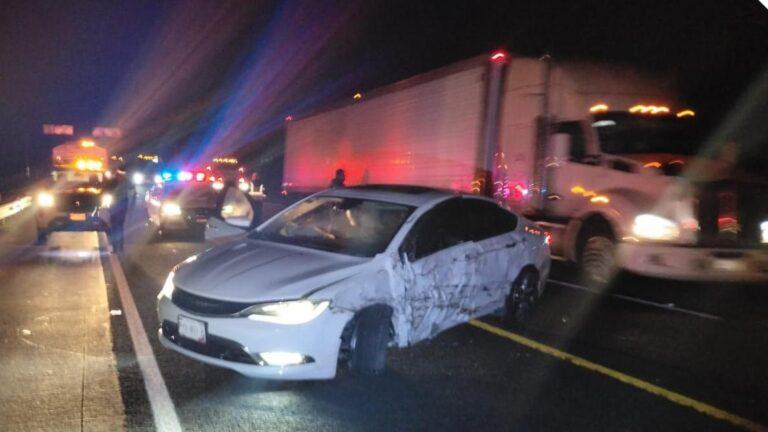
top-left (158, 186), bottom-right (550, 379)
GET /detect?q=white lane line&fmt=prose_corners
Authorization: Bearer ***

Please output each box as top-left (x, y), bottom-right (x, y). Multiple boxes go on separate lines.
top-left (548, 279), bottom-right (724, 321)
top-left (108, 253), bottom-right (183, 432)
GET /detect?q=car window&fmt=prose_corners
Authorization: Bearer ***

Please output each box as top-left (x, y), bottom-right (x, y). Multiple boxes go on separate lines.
top-left (401, 198), bottom-right (473, 261)
top-left (251, 196), bottom-right (414, 257)
top-left (553, 121), bottom-right (588, 163)
top-left (464, 199), bottom-right (518, 241)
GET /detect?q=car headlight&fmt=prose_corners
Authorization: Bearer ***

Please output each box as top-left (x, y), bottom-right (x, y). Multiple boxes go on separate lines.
top-left (161, 202), bottom-right (182, 217)
top-left (157, 272), bottom-right (175, 300)
top-left (238, 299), bottom-right (330, 325)
top-left (212, 181), bottom-right (224, 191)
top-left (238, 181), bottom-right (250, 192)
top-left (101, 193), bottom-right (114, 208)
top-left (632, 214), bottom-right (680, 241)
top-left (37, 192), bottom-right (55, 208)
top-left (132, 172), bottom-right (145, 185)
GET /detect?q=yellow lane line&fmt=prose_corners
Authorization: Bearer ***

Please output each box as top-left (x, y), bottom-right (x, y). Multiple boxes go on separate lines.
top-left (469, 319), bottom-right (766, 432)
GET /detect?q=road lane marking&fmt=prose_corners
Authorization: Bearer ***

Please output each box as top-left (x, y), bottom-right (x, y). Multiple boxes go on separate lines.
top-left (469, 319), bottom-right (766, 432)
top-left (549, 279), bottom-right (724, 321)
top-left (109, 253), bottom-right (183, 432)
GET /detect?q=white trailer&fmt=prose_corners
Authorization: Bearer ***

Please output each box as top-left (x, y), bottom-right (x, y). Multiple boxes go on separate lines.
top-left (283, 51), bottom-right (768, 284)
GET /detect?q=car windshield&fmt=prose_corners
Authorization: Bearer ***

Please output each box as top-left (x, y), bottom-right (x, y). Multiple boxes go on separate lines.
top-left (250, 196), bottom-right (414, 257)
top-left (594, 113), bottom-right (702, 155)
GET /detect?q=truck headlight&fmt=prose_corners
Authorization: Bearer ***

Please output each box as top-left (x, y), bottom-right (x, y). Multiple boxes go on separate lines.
top-left (157, 272), bottom-right (175, 299)
top-left (632, 214), bottom-right (680, 241)
top-left (161, 202), bottom-right (182, 217)
top-left (101, 193), bottom-right (114, 208)
top-left (238, 300), bottom-right (330, 325)
top-left (37, 192), bottom-right (55, 208)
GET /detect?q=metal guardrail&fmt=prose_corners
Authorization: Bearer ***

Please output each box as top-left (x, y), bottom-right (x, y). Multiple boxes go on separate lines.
top-left (0, 196), bottom-right (32, 221)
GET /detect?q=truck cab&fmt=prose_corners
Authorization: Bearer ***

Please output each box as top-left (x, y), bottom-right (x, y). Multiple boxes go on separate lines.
top-left (542, 108), bottom-right (768, 285)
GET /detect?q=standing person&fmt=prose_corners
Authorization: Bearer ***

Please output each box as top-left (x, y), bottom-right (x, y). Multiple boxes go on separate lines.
top-left (108, 164), bottom-right (130, 253)
top-left (329, 168), bottom-right (346, 188)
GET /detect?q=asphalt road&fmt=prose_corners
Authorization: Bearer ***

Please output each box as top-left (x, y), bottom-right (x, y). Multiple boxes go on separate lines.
top-left (1, 202), bottom-right (766, 431)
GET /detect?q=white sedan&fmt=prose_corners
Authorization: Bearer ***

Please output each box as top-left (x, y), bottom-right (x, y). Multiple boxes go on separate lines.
top-left (157, 185), bottom-right (550, 379)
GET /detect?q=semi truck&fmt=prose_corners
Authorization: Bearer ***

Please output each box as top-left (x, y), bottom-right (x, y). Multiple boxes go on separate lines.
top-left (281, 51), bottom-right (768, 285)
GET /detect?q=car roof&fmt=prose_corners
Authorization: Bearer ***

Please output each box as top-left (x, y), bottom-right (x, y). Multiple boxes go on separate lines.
top-left (315, 184), bottom-right (486, 208)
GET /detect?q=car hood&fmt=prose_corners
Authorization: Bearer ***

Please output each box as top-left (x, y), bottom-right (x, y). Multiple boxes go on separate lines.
top-left (173, 240), bottom-right (369, 302)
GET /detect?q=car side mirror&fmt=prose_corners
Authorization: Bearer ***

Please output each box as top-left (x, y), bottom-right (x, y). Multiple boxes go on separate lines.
top-left (549, 133), bottom-right (571, 160)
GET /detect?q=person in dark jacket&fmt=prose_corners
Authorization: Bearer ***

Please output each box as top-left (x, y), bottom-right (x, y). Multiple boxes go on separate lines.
top-left (108, 165), bottom-right (130, 253)
top-left (329, 168), bottom-right (346, 188)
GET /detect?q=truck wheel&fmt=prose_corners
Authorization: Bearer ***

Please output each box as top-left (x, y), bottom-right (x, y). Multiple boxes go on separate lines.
top-left (505, 269), bottom-right (538, 324)
top-left (344, 305), bottom-right (392, 376)
top-left (580, 235), bottom-right (616, 289)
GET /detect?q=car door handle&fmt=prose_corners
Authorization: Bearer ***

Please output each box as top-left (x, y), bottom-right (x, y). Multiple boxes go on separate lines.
top-left (505, 242), bottom-right (517, 248)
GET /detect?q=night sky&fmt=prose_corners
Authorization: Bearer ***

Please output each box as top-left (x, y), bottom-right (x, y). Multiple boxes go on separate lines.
top-left (1, 0), bottom-right (766, 189)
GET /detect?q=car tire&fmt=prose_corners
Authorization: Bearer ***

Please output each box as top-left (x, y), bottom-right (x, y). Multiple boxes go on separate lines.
top-left (190, 225), bottom-right (206, 242)
top-left (35, 227), bottom-right (48, 245)
top-left (346, 305), bottom-right (392, 376)
top-left (152, 227), bottom-right (165, 243)
top-left (505, 269), bottom-right (538, 324)
top-left (580, 235), bottom-right (616, 289)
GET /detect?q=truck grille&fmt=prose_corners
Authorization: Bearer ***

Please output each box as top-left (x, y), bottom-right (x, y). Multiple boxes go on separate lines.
top-left (57, 193), bottom-right (99, 213)
top-left (696, 181), bottom-right (768, 248)
top-left (171, 288), bottom-right (253, 316)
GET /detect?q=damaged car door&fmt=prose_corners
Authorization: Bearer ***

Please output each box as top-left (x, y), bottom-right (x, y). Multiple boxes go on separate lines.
top-left (399, 198), bottom-right (483, 343)
top-left (463, 199), bottom-right (524, 309)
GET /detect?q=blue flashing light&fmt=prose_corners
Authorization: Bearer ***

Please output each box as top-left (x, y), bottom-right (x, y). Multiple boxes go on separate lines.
top-left (161, 171), bottom-right (173, 181)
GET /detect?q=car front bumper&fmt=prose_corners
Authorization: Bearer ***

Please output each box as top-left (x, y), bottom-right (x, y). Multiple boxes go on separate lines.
top-left (618, 242), bottom-right (768, 282)
top-left (36, 209), bottom-right (110, 232)
top-left (157, 295), bottom-right (352, 380)
top-left (151, 208), bottom-right (210, 232)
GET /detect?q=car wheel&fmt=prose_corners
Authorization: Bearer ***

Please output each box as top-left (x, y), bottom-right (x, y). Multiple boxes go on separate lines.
top-left (152, 227), bottom-right (165, 243)
top-left (506, 269), bottom-right (538, 323)
top-left (345, 305), bottom-right (392, 376)
top-left (35, 229), bottom-right (48, 246)
top-left (190, 225), bottom-right (206, 242)
top-left (580, 235), bottom-right (616, 289)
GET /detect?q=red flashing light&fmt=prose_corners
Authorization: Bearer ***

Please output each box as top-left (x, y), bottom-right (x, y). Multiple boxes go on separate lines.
top-left (490, 50), bottom-right (507, 63)
top-left (195, 172), bottom-right (205, 182)
top-left (544, 232), bottom-right (552, 246)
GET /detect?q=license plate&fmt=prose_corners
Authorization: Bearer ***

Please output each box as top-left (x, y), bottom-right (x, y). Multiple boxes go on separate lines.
top-left (195, 216), bottom-right (208, 223)
top-left (178, 316), bottom-right (207, 344)
top-left (712, 258), bottom-right (746, 272)
top-left (69, 213), bottom-right (86, 221)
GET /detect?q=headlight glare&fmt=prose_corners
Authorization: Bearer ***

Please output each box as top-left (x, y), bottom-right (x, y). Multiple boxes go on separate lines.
top-left (37, 192), bottom-right (55, 208)
top-left (240, 300), bottom-right (329, 324)
top-left (101, 193), bottom-right (114, 208)
top-left (158, 271), bottom-right (175, 299)
top-left (161, 202), bottom-right (182, 217)
top-left (632, 214), bottom-right (680, 241)
top-left (132, 172), bottom-right (145, 185)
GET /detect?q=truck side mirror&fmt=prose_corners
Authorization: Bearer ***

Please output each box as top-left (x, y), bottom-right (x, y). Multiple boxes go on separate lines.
top-left (549, 133), bottom-right (572, 160)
